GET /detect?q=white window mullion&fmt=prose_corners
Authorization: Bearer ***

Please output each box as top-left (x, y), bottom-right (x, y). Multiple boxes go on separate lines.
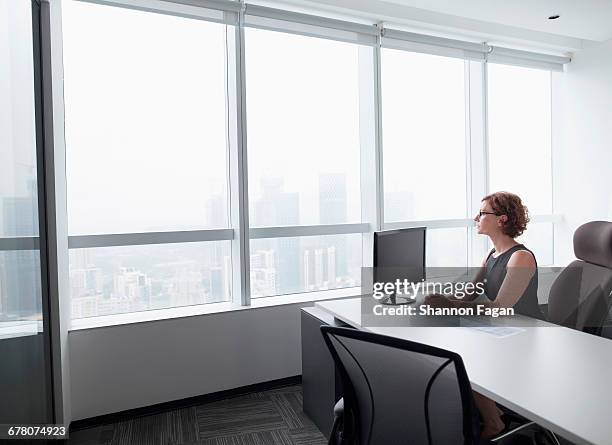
top-left (373, 27), bottom-right (385, 234)
top-left (250, 224), bottom-right (369, 239)
top-left (0, 237), bottom-right (41, 251)
top-left (467, 60), bottom-right (489, 265)
top-left (67, 230), bottom-right (234, 248)
top-left (358, 38), bottom-right (380, 269)
top-left (464, 60), bottom-right (472, 268)
top-left (226, 18), bottom-right (251, 306)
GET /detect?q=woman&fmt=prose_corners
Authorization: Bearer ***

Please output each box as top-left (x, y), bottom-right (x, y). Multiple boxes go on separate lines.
top-left (426, 191), bottom-right (542, 439)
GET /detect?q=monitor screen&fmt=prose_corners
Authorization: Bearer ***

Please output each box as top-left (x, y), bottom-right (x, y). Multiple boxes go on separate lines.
top-left (373, 227), bottom-right (426, 286)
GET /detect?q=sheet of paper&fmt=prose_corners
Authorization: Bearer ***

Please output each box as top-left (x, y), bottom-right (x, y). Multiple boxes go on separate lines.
top-left (467, 326), bottom-right (525, 338)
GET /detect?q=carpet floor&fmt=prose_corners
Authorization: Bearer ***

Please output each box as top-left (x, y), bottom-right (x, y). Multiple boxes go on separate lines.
top-left (68, 385), bottom-right (327, 445)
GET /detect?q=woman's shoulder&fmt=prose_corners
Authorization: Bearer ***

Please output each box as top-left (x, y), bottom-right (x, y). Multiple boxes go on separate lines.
top-left (507, 247), bottom-right (536, 268)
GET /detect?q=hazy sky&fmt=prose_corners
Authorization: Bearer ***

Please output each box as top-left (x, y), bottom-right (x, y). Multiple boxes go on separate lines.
top-left (0, 0), bottom-right (38, 238)
top-left (63, 1), bottom-right (364, 234)
top-left (487, 63), bottom-right (552, 215)
top-left (61, 0), bottom-right (552, 237)
top-left (62, 1), bottom-right (228, 234)
top-left (381, 48), bottom-right (467, 221)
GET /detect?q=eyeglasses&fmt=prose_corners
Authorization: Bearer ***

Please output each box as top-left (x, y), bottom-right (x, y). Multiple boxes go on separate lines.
top-left (476, 211), bottom-right (500, 218)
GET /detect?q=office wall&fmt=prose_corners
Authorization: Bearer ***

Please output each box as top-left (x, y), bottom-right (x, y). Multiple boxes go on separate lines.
top-left (552, 40), bottom-right (612, 265)
top-left (69, 302), bottom-right (311, 421)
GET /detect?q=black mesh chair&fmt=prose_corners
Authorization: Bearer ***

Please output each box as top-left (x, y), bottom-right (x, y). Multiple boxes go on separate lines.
top-left (320, 326), bottom-right (479, 445)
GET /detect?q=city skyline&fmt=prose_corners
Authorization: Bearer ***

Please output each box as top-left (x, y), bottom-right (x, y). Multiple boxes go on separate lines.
top-left (69, 173), bottom-right (362, 318)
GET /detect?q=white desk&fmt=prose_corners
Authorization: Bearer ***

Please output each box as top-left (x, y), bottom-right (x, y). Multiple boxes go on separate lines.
top-left (316, 297), bottom-right (612, 445)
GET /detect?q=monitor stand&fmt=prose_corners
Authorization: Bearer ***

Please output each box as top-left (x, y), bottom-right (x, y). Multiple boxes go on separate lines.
top-left (381, 293), bottom-right (416, 306)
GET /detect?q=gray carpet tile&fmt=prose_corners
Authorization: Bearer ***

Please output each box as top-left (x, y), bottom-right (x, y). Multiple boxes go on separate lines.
top-left (285, 424), bottom-right (330, 445)
top-left (111, 406), bottom-right (199, 445)
top-left (68, 425), bottom-right (115, 445)
top-left (196, 394), bottom-right (286, 439)
top-left (67, 385), bottom-right (327, 445)
top-left (197, 429), bottom-right (294, 445)
top-left (269, 392), bottom-right (306, 429)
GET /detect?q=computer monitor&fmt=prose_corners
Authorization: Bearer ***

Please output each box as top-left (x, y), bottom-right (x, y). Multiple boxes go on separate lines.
top-left (373, 227), bottom-right (426, 305)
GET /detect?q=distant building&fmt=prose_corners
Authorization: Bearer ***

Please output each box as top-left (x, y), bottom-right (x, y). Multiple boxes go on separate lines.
top-left (319, 173), bottom-right (348, 277)
top-left (251, 249), bottom-right (276, 297)
top-left (209, 267), bottom-right (224, 303)
top-left (71, 294), bottom-right (100, 319)
top-left (70, 266), bottom-right (103, 298)
top-left (1, 193), bottom-right (41, 319)
top-left (304, 245), bottom-right (337, 291)
top-left (319, 173), bottom-right (347, 225)
top-left (253, 177), bottom-right (300, 295)
top-left (113, 267), bottom-right (151, 308)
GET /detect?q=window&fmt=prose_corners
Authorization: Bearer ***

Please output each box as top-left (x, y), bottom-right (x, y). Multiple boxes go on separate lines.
top-left (250, 235), bottom-right (361, 297)
top-left (69, 242), bottom-right (231, 318)
top-left (245, 28), bottom-right (363, 296)
top-left (245, 29), bottom-right (361, 226)
top-left (63, 1), bottom-right (229, 235)
top-left (381, 49), bottom-right (469, 266)
top-left (62, 0), bottom-right (233, 317)
top-left (381, 49), bottom-right (467, 223)
top-left (425, 228), bottom-right (468, 268)
top-left (487, 64), bottom-right (552, 214)
top-left (57, 0), bottom-right (560, 319)
top-left (0, 0), bottom-right (42, 322)
top-left (487, 63), bottom-right (553, 264)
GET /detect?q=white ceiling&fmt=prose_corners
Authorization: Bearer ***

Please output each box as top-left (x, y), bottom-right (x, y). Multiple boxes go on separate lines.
top-left (384, 0), bottom-right (612, 42)
top-left (279, 0), bottom-right (610, 52)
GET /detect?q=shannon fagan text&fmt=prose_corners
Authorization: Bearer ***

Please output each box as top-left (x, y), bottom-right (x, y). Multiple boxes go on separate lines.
top-left (372, 279), bottom-right (485, 300)
top-left (373, 304), bottom-right (514, 318)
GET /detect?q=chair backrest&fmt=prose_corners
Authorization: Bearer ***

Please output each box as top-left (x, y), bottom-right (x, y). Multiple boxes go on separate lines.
top-left (320, 326), bottom-right (476, 445)
top-left (548, 221), bottom-right (612, 334)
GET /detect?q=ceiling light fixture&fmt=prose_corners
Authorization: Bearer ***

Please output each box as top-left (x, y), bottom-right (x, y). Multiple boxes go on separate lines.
top-left (548, 14), bottom-right (560, 20)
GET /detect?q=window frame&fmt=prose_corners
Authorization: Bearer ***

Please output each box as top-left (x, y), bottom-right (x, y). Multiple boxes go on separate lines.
top-left (49, 0), bottom-right (561, 322)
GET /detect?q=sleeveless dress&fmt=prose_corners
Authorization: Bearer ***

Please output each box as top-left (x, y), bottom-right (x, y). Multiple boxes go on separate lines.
top-left (483, 244), bottom-right (543, 319)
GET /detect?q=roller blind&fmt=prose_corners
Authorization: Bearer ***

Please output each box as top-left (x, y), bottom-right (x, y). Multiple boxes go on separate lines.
top-left (243, 4), bottom-right (378, 46)
top-left (381, 28), bottom-right (488, 61)
top-left (75, 0), bottom-right (241, 25)
top-left (486, 46), bottom-right (570, 72)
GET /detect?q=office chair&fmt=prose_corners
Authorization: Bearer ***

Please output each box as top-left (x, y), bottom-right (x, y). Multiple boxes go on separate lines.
top-left (320, 325), bottom-right (479, 445)
top-left (547, 221), bottom-right (612, 335)
top-left (491, 221), bottom-right (612, 445)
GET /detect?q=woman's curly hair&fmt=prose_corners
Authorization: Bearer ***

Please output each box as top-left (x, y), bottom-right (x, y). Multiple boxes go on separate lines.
top-left (482, 191), bottom-right (530, 238)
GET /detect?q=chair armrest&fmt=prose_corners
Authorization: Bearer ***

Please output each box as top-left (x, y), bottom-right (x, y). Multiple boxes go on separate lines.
top-left (334, 397), bottom-right (344, 418)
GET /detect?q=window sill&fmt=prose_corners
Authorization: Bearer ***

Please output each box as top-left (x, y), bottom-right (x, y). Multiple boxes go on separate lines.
top-left (69, 287), bottom-right (362, 331)
top-left (0, 320), bottom-right (43, 340)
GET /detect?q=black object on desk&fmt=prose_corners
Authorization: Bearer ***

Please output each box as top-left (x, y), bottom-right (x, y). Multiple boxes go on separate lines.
top-left (373, 227), bottom-right (426, 306)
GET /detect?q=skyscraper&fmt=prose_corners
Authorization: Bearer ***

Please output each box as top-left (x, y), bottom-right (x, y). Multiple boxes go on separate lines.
top-left (253, 177), bottom-right (300, 295)
top-left (319, 173), bottom-right (348, 278)
top-left (2, 190), bottom-right (40, 319)
top-left (319, 173), bottom-right (347, 225)
top-left (113, 267), bottom-right (151, 309)
top-left (303, 245), bottom-right (337, 291)
top-left (303, 249), bottom-right (313, 291)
